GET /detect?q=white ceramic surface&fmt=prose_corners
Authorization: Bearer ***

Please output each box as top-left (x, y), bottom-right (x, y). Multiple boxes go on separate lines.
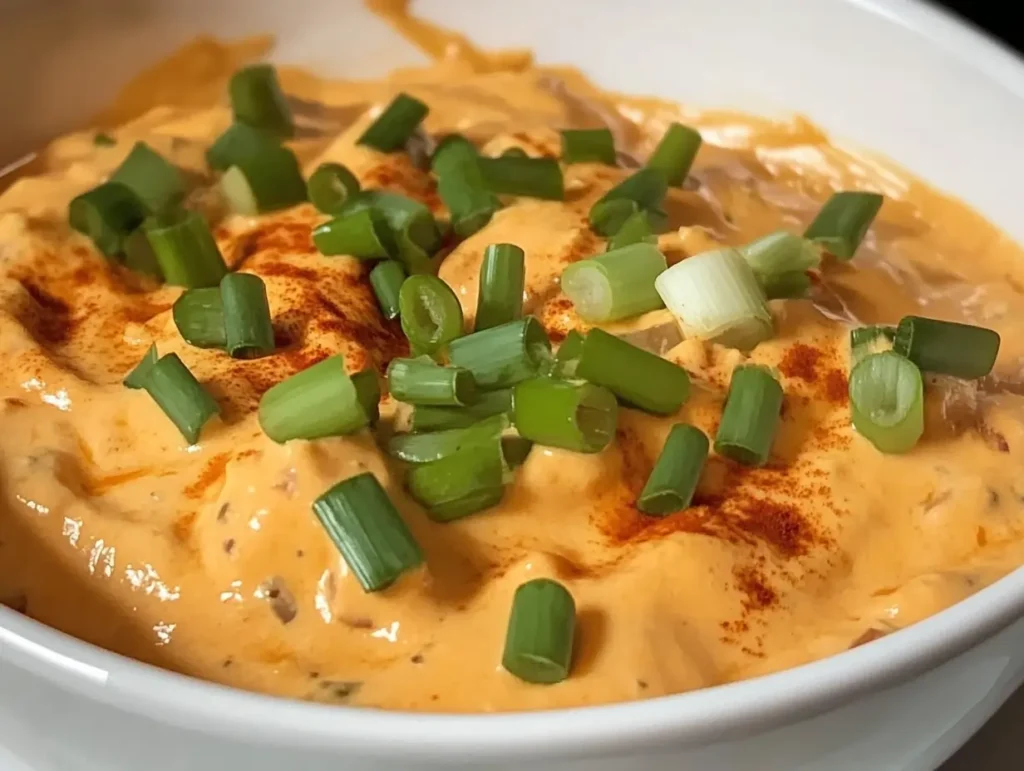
top-left (3, 0), bottom-right (1024, 768)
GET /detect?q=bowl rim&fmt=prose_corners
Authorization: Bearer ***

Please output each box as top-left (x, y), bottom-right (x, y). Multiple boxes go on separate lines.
top-left (4, 0), bottom-right (1024, 761)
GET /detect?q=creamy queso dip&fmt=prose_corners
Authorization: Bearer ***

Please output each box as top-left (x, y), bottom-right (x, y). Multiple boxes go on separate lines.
top-left (2, 1), bottom-right (1024, 712)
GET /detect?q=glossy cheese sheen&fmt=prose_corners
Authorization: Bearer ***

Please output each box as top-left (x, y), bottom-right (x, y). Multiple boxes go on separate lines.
top-left (3, 3), bottom-right (1024, 713)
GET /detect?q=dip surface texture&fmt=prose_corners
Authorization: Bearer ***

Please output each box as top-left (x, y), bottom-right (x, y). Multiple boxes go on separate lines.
top-left (3, 3), bottom-right (1024, 712)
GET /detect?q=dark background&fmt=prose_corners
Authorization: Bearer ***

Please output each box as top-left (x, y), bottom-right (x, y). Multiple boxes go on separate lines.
top-left (938, 2), bottom-right (1020, 51)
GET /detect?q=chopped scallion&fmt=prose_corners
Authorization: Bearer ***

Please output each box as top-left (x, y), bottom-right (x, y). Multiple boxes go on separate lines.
top-left (850, 325), bottom-right (895, 365)
top-left (714, 365), bottom-right (783, 466)
top-left (144, 210), bottom-right (228, 288)
top-left (357, 93), bottom-right (429, 152)
top-left (220, 144), bottom-right (307, 214)
top-left (645, 122), bottom-right (702, 186)
top-left (388, 414), bottom-right (508, 464)
top-left (479, 156), bottom-right (565, 200)
top-left (561, 243), bottom-right (666, 323)
top-left (406, 436), bottom-right (507, 521)
top-left (448, 317), bottom-right (551, 389)
top-left (848, 351), bottom-right (924, 453)
top-left (123, 344), bottom-right (158, 389)
top-left (221, 272), bottom-right (274, 359)
top-left (560, 128), bottom-right (616, 165)
top-left (110, 141), bottom-right (186, 214)
top-left (410, 388), bottom-right (513, 432)
top-left (229, 64), bottom-right (294, 138)
top-left (258, 356), bottom-right (380, 442)
top-left (513, 378), bottom-right (617, 453)
top-left (399, 275), bottom-right (464, 355)
top-left (892, 315), bottom-right (1000, 379)
top-left (312, 472), bottom-right (423, 592)
top-left (68, 182), bottom-right (146, 258)
top-left (576, 328), bottom-right (689, 415)
top-left (475, 243), bottom-right (525, 331)
top-left (804, 191), bottom-right (883, 260)
top-left (307, 162), bottom-right (360, 214)
top-left (369, 260), bottom-right (406, 321)
top-left (739, 230), bottom-right (822, 300)
top-left (387, 356), bottom-right (477, 406)
top-left (655, 247), bottom-right (772, 350)
top-left (637, 424), bottom-right (708, 514)
top-left (139, 353), bottom-right (220, 444)
top-left (589, 167), bottom-right (667, 236)
top-left (606, 209), bottom-right (656, 252)
top-left (172, 287), bottom-right (226, 349)
top-left (502, 578), bottom-right (575, 685)
top-left (312, 208), bottom-right (397, 260)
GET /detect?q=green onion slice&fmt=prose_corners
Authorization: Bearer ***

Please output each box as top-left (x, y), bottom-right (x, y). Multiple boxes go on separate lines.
top-left (220, 145), bottom-right (307, 215)
top-left (513, 378), bottom-right (617, 454)
top-left (357, 93), bottom-right (429, 152)
top-left (549, 330), bottom-right (585, 379)
top-left (714, 364), bottom-right (784, 466)
top-left (893, 315), bottom-right (1000, 379)
top-left (144, 210), bottom-right (228, 288)
top-left (606, 209), bottom-right (656, 252)
top-left (849, 351), bottom-right (924, 454)
top-left (399, 275), bottom-right (464, 355)
top-left (312, 472), bottom-right (423, 593)
top-left (172, 287), bottom-right (226, 349)
top-left (804, 191), bottom-right (883, 260)
top-left (389, 414), bottom-right (508, 464)
top-left (140, 353), bottom-right (220, 444)
top-left (312, 208), bottom-right (397, 260)
top-left (502, 578), bottom-right (576, 685)
top-left (123, 344), bottom-right (158, 389)
top-left (431, 135), bottom-right (500, 238)
top-left (645, 122), bottom-right (702, 186)
top-left (655, 247), bottom-right (772, 350)
top-left (437, 157), bottom-right (500, 239)
top-left (478, 156), bottom-right (565, 200)
top-left (229, 64), bottom-right (294, 138)
top-left (739, 230), bottom-right (822, 300)
top-left (122, 228), bottom-right (164, 280)
top-left (448, 317), bottom-right (551, 390)
top-left (431, 134), bottom-right (478, 177)
top-left (637, 424), bottom-right (709, 515)
top-left (589, 167), bottom-right (668, 236)
top-left (221, 272), bottom-right (274, 359)
top-left (110, 142), bottom-right (186, 214)
top-left (576, 328), bottom-right (689, 415)
top-left (341, 191), bottom-right (441, 273)
top-left (307, 162), bottom-right (360, 214)
top-left (476, 243), bottom-right (526, 331)
top-left (850, 325), bottom-right (895, 365)
top-left (561, 243), bottom-right (666, 323)
top-left (370, 260), bottom-right (406, 321)
top-left (68, 182), bottom-right (146, 258)
top-left (410, 388), bottom-right (513, 432)
top-left (501, 147), bottom-right (528, 159)
top-left (406, 436), bottom-right (507, 521)
top-left (206, 122), bottom-right (279, 172)
top-left (387, 356), bottom-right (477, 406)
top-left (93, 132), bottom-right (116, 147)
top-left (258, 356), bottom-right (380, 442)
top-left (560, 128), bottom-right (616, 165)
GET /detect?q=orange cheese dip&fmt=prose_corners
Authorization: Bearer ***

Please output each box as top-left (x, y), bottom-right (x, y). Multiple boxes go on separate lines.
top-left (3, 1), bottom-right (1024, 712)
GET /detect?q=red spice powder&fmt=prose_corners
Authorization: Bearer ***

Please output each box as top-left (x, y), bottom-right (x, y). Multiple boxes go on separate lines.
top-left (778, 343), bottom-right (822, 383)
top-left (823, 369), bottom-right (849, 404)
top-left (184, 452), bottom-right (232, 499)
top-left (733, 565), bottom-right (778, 612)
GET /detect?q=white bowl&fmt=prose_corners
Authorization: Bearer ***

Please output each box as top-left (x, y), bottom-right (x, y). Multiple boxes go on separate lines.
top-left (4, 1), bottom-right (1024, 769)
